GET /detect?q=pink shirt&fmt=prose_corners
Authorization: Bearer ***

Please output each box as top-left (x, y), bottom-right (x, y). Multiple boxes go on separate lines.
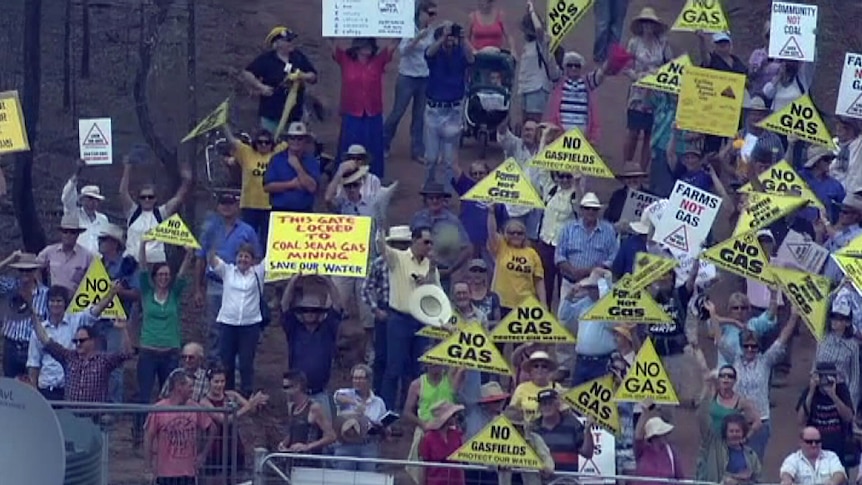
top-left (35, 243), bottom-right (93, 292)
top-left (633, 439), bottom-right (684, 485)
top-left (334, 47), bottom-right (393, 117)
top-left (469, 11), bottom-right (506, 50)
top-left (145, 399), bottom-right (213, 478)
top-left (419, 428), bottom-right (465, 485)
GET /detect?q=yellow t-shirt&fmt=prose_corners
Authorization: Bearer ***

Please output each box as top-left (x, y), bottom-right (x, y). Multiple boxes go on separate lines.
top-left (510, 381), bottom-right (564, 421)
top-left (235, 142), bottom-right (287, 209)
top-left (491, 243), bottom-right (544, 309)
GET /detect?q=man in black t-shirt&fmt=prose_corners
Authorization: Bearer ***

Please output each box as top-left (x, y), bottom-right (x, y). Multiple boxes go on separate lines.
top-left (797, 363), bottom-right (856, 468)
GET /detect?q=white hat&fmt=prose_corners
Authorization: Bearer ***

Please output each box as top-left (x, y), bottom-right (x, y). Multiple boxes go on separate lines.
top-left (345, 144), bottom-right (368, 157)
top-left (579, 192), bottom-right (603, 208)
top-left (385, 225), bottom-right (412, 243)
top-left (59, 213), bottom-right (84, 231)
top-left (629, 221), bottom-right (651, 235)
top-left (341, 166), bottom-right (369, 186)
top-left (409, 284), bottom-right (453, 327)
top-left (286, 122), bottom-right (309, 137)
top-left (525, 351), bottom-right (556, 368)
top-left (644, 417), bottom-right (674, 439)
top-left (80, 185), bottom-right (105, 200)
top-left (563, 51), bottom-right (585, 66)
top-left (832, 296), bottom-right (852, 318)
top-left (712, 32), bottom-right (731, 43)
top-left (98, 224), bottom-right (126, 245)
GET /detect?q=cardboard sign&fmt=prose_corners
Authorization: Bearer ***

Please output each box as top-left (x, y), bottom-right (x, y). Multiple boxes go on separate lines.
top-left (68, 258), bottom-right (127, 319)
top-left (738, 159), bottom-right (825, 214)
top-left (733, 191), bottom-right (808, 235)
top-left (777, 230), bottom-right (829, 273)
top-left (0, 90), bottom-right (29, 154)
top-left (547, 0), bottom-right (594, 54)
top-left (144, 213), bottom-right (201, 249)
top-left (182, 98), bottom-right (229, 143)
top-left (577, 419), bottom-right (617, 485)
top-left (462, 159), bottom-right (544, 208)
top-left (448, 415), bottom-right (543, 469)
top-left (757, 94), bottom-right (835, 149)
top-left (834, 254), bottom-right (862, 295)
top-left (563, 375), bottom-right (619, 434)
top-left (491, 295), bottom-right (575, 343)
top-left (627, 252), bottom-right (678, 291)
top-left (582, 275), bottom-right (672, 324)
top-left (768, 2), bottom-right (818, 62)
top-left (619, 190), bottom-right (660, 223)
top-left (676, 66), bottom-right (746, 138)
top-left (671, 0), bottom-right (729, 32)
top-left (633, 54), bottom-right (691, 95)
top-left (323, 0), bottom-right (415, 37)
top-left (266, 212), bottom-right (372, 281)
top-left (702, 231), bottom-right (774, 286)
top-left (836, 53), bottom-right (862, 120)
top-left (78, 118), bottom-right (112, 165)
top-left (770, 265), bottom-right (830, 341)
top-left (614, 338), bottom-right (679, 404)
top-left (652, 180), bottom-right (722, 255)
top-left (419, 322), bottom-right (513, 375)
top-left (528, 128), bottom-right (613, 178)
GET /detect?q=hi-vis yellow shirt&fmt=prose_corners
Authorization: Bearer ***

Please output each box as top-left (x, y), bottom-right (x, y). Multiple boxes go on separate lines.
top-left (236, 142), bottom-right (287, 209)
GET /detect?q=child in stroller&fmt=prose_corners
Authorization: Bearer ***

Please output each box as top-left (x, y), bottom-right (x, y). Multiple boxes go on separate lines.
top-left (462, 50), bottom-right (516, 158)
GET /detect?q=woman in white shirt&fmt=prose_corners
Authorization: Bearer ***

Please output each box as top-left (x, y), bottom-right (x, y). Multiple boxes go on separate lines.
top-left (209, 243), bottom-right (266, 397)
top-left (517, 1), bottom-right (561, 123)
top-left (536, 171), bottom-right (582, 303)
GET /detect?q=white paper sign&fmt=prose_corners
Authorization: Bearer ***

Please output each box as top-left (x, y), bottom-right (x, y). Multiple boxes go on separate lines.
top-left (768, 2), bottom-right (818, 62)
top-left (777, 230), bottom-right (829, 273)
top-left (652, 181), bottom-right (722, 256)
top-left (577, 420), bottom-right (616, 485)
top-left (322, 0), bottom-right (415, 38)
top-left (78, 118), bottom-right (112, 165)
top-left (836, 53), bottom-right (862, 120)
top-left (620, 190), bottom-right (660, 223)
top-left (675, 252), bottom-right (718, 288)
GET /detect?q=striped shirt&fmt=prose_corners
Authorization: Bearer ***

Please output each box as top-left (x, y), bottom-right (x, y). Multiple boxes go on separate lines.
top-left (815, 334), bottom-right (860, 410)
top-left (534, 412), bottom-right (585, 472)
top-left (361, 256), bottom-right (389, 310)
top-left (559, 71), bottom-right (601, 132)
top-left (721, 340), bottom-right (785, 420)
top-left (0, 278), bottom-right (49, 342)
top-left (824, 225), bottom-right (862, 283)
top-left (554, 219), bottom-right (619, 270)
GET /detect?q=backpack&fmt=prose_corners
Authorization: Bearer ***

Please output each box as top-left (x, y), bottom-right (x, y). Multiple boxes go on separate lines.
top-left (128, 205), bottom-right (163, 226)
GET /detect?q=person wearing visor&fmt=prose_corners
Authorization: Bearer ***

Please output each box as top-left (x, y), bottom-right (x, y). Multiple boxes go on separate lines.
top-left (243, 27), bottom-right (318, 133)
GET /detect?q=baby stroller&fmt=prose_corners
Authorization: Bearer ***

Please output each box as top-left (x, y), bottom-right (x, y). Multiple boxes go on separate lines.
top-left (462, 50), bottom-right (516, 159)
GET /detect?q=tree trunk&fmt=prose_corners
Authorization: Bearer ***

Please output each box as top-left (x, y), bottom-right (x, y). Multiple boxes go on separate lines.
top-left (80, 0), bottom-right (90, 78)
top-left (62, 0), bottom-right (72, 109)
top-left (184, 0), bottom-right (198, 220)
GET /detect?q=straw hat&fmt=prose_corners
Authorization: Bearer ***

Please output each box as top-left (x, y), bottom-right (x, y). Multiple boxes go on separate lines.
top-left (333, 414), bottom-right (371, 444)
top-left (525, 351), bottom-right (556, 369)
top-left (409, 284), bottom-right (453, 327)
top-left (385, 225), bottom-right (412, 243)
top-left (9, 253), bottom-right (42, 270)
top-left (98, 224), bottom-right (126, 246)
top-left (59, 213), bottom-right (84, 232)
top-left (344, 144), bottom-right (368, 158)
top-left (426, 401), bottom-right (465, 430)
top-left (79, 185), bottom-right (105, 201)
top-left (612, 324), bottom-right (635, 343)
top-left (630, 7), bottom-right (666, 36)
top-left (341, 166), bottom-right (369, 186)
top-left (478, 382), bottom-right (510, 404)
top-left (579, 192), bottom-right (603, 208)
top-left (617, 162), bottom-right (648, 178)
top-left (804, 145), bottom-right (836, 168)
top-left (644, 417), bottom-right (674, 439)
top-left (265, 26), bottom-right (297, 46)
top-left (286, 122), bottom-right (309, 137)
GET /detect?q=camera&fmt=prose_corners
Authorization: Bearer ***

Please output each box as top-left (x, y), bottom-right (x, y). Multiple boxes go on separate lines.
top-left (10, 295), bottom-right (29, 314)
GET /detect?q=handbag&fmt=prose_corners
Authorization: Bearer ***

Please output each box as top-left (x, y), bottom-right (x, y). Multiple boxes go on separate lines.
top-left (253, 272), bottom-right (271, 328)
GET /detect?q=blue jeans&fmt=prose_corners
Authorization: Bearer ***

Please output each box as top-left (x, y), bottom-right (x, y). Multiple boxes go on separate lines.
top-left (333, 441), bottom-right (380, 471)
top-left (380, 310), bottom-right (427, 410)
top-left (649, 148), bottom-right (676, 198)
top-left (572, 354), bottom-right (612, 386)
top-left (748, 420), bottom-right (770, 462)
top-left (338, 114), bottom-right (385, 178)
top-left (241, 208), bottom-right (271, 247)
top-left (424, 103), bottom-right (462, 186)
top-left (383, 74), bottom-right (428, 159)
top-left (593, 0), bottom-right (630, 62)
top-left (134, 348), bottom-right (178, 432)
top-left (219, 323), bottom-right (260, 396)
top-left (96, 320), bottom-right (124, 403)
top-left (372, 315), bottom-right (388, 395)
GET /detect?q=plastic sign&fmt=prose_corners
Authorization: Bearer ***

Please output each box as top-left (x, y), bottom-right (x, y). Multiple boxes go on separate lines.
top-left (633, 54), bottom-right (691, 95)
top-left (449, 415), bottom-right (543, 469)
top-left (182, 98), bottom-right (229, 143)
top-left (768, 2), bottom-right (817, 62)
top-left (547, 0), bottom-right (594, 54)
top-left (732, 191), bottom-right (807, 235)
top-left (676, 66), bottom-right (746, 138)
top-left (144, 213), bottom-right (201, 249)
top-left (78, 118), bottom-right (112, 165)
top-left (528, 127), bottom-right (614, 178)
top-left (68, 258), bottom-right (127, 319)
top-left (770, 265), bottom-right (829, 341)
top-left (491, 295), bottom-right (576, 343)
top-left (671, 0), bottom-right (729, 32)
top-left (0, 90), bottom-right (29, 154)
top-left (652, 180), bottom-right (722, 255)
top-left (702, 231), bottom-right (774, 286)
top-left (756, 94), bottom-right (836, 149)
top-left (836, 53), bottom-right (862, 120)
top-left (614, 338), bottom-right (679, 404)
top-left (462, 159), bottom-right (544, 208)
top-left (737, 159), bottom-right (825, 214)
top-left (563, 375), bottom-right (620, 434)
top-left (419, 322), bottom-right (513, 375)
top-left (582, 275), bottom-right (672, 324)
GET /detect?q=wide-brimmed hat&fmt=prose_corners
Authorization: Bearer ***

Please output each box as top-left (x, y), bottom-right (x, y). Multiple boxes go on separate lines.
top-left (342, 166), bottom-right (369, 186)
top-left (468, 259), bottom-right (488, 271)
top-left (79, 185), bottom-right (105, 201)
top-left (644, 417), bottom-right (674, 439)
top-left (478, 382), bottom-right (510, 404)
top-left (9, 253), bottom-right (42, 270)
top-left (579, 192), bottom-right (603, 208)
top-left (98, 224), bottom-right (126, 246)
top-left (617, 162), bottom-right (648, 178)
top-left (804, 145), bottom-right (837, 168)
top-left (419, 181), bottom-right (452, 198)
top-left (426, 401), bottom-right (465, 430)
top-left (265, 26), bottom-right (297, 46)
top-left (409, 284), bottom-right (453, 327)
top-left (526, 351), bottom-right (556, 369)
top-left (333, 414), bottom-right (371, 444)
top-left (59, 213), bottom-right (84, 232)
top-left (286, 122), bottom-right (309, 137)
top-left (629, 221), bottom-right (652, 235)
top-left (613, 324), bottom-right (635, 343)
top-left (630, 7), bottom-right (666, 36)
top-left (385, 225), bottom-right (412, 243)
top-left (841, 194), bottom-right (862, 213)
top-left (344, 144), bottom-right (368, 158)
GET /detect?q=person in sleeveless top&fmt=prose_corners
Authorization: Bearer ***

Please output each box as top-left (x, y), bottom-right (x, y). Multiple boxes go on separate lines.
top-left (275, 370), bottom-right (336, 466)
top-left (466, 0), bottom-right (514, 52)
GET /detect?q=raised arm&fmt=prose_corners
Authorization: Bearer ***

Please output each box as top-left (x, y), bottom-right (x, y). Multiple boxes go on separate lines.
top-left (486, 204), bottom-right (501, 254)
top-left (89, 281), bottom-right (122, 318)
top-left (118, 158), bottom-right (136, 213)
top-left (61, 161), bottom-right (84, 213)
top-left (162, 164), bottom-right (193, 216)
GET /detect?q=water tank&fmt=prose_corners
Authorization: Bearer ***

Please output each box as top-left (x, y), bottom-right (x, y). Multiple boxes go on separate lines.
top-left (56, 410), bottom-right (103, 485)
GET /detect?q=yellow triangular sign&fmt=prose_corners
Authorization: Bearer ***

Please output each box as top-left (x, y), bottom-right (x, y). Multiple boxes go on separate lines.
top-left (581, 275), bottom-right (672, 324)
top-left (769, 265), bottom-right (830, 341)
top-left (68, 257), bottom-right (127, 319)
top-left (462, 158), bottom-right (544, 208)
top-left (527, 128), bottom-right (614, 178)
top-left (614, 338), bottom-right (679, 404)
top-left (144, 213), bottom-right (201, 249)
top-left (491, 295), bottom-right (576, 343)
top-left (834, 254), bottom-right (862, 294)
top-left (547, 0), bottom-right (595, 54)
top-left (733, 191), bottom-right (808, 235)
top-left (671, 0), bottom-right (730, 32)
top-left (562, 374), bottom-right (620, 434)
top-left (419, 322), bottom-right (513, 375)
top-left (756, 94), bottom-right (836, 149)
top-left (701, 231), bottom-right (774, 286)
top-left (836, 233), bottom-right (862, 258)
top-left (627, 252), bottom-right (678, 291)
top-left (738, 159), bottom-right (825, 214)
top-left (415, 313), bottom-right (468, 339)
top-left (633, 54), bottom-right (691, 94)
top-left (448, 415), bottom-right (544, 469)
top-left (182, 98), bottom-right (229, 143)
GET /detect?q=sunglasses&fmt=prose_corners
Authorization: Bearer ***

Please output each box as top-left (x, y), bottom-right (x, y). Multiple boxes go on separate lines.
top-left (566, 63), bottom-right (582, 68)
top-left (470, 171), bottom-right (487, 177)
top-left (139, 194), bottom-right (156, 200)
top-left (256, 139), bottom-right (273, 145)
top-left (532, 363), bottom-right (550, 370)
top-left (718, 372), bottom-right (737, 379)
top-left (582, 206), bottom-right (600, 211)
top-left (803, 439), bottom-right (822, 445)
top-left (181, 355), bottom-right (197, 361)
top-left (72, 337), bottom-right (90, 345)
top-left (506, 230), bottom-right (525, 236)
top-left (730, 306), bottom-right (750, 311)
top-left (743, 344), bottom-right (759, 349)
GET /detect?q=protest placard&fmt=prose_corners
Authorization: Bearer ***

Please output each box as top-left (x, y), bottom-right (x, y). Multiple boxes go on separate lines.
top-left (776, 230), bottom-right (829, 273)
top-left (0, 91), bottom-right (29, 155)
top-left (68, 258), bottom-right (126, 319)
top-left (769, 2), bottom-right (817, 62)
top-left (420, 322), bottom-right (512, 375)
top-left (528, 128), bottom-right (614, 177)
top-left (491, 295), bottom-right (575, 343)
top-left (770, 265), bottom-right (829, 341)
top-left (614, 338), bottom-right (678, 404)
top-left (633, 54), bottom-right (691, 94)
top-left (462, 159), bottom-right (544, 208)
top-left (671, 0), bottom-right (729, 32)
top-left (702, 231), bottom-right (773, 286)
top-left (676, 66), bottom-right (746, 138)
top-left (737, 159), bottom-right (825, 213)
top-left (563, 375), bottom-right (619, 434)
top-left (757, 94), bottom-right (835, 149)
top-left (78, 118), bottom-right (112, 165)
top-left (652, 181), bottom-right (722, 255)
top-left (836, 53), bottom-right (862, 120)
top-left (582, 275), bottom-right (672, 324)
top-left (182, 99), bottom-right (229, 143)
top-left (322, 0), bottom-right (415, 37)
top-left (547, 0), bottom-right (594, 54)
top-left (577, 420), bottom-right (617, 484)
top-left (144, 214), bottom-right (201, 249)
top-left (449, 415), bottom-right (543, 468)
top-left (733, 192), bottom-right (807, 235)
top-left (619, 190), bottom-right (660, 223)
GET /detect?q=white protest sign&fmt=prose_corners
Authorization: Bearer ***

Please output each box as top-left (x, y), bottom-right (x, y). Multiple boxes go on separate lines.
top-left (78, 118), bottom-right (112, 165)
top-left (642, 198), bottom-right (669, 227)
top-left (777, 230), bottom-right (829, 273)
top-left (577, 419), bottom-right (616, 485)
top-left (652, 181), bottom-right (722, 256)
top-left (675, 252), bottom-right (718, 288)
top-left (836, 53), bottom-right (862, 120)
top-left (322, 0), bottom-right (415, 38)
top-left (768, 2), bottom-right (817, 62)
top-left (620, 190), bottom-right (660, 223)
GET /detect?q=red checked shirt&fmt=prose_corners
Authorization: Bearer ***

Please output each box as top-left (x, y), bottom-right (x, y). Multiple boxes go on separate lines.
top-left (46, 342), bottom-right (134, 402)
top-left (333, 47), bottom-right (393, 117)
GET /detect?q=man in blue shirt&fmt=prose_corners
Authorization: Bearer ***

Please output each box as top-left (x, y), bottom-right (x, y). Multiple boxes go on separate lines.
top-left (264, 122), bottom-right (321, 213)
top-left (424, 22), bottom-right (474, 187)
top-left (802, 145), bottom-right (845, 223)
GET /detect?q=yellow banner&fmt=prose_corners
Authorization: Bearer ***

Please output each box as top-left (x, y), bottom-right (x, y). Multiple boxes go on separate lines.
top-left (0, 90), bottom-right (30, 154)
top-left (671, 0), bottom-right (730, 32)
top-left (702, 231), bottom-right (774, 286)
top-left (757, 94), bottom-right (836, 149)
top-left (547, 0), bottom-right (594, 54)
top-left (614, 338), bottom-right (679, 404)
top-left (527, 127), bottom-right (614, 178)
top-left (562, 375), bottom-right (620, 434)
top-left (738, 159), bottom-right (825, 213)
top-left (633, 55), bottom-right (691, 95)
top-left (419, 322), bottom-right (513, 375)
top-left (182, 98), bottom-right (229, 143)
top-left (449, 415), bottom-right (543, 468)
top-left (627, 252), bottom-right (678, 291)
top-left (770, 265), bottom-right (830, 341)
top-left (491, 295), bottom-right (576, 343)
top-left (582, 275), bottom-right (672, 324)
top-left (733, 191), bottom-right (808, 235)
top-left (462, 158), bottom-right (544, 208)
top-left (676, 66), bottom-right (746, 137)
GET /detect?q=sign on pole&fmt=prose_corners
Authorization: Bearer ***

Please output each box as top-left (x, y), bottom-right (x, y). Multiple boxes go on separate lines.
top-left (78, 118), bottom-right (112, 165)
top-left (322, 0), bottom-right (415, 38)
top-left (651, 180), bottom-right (722, 255)
top-left (836, 53), bottom-right (862, 120)
top-left (769, 2), bottom-right (817, 62)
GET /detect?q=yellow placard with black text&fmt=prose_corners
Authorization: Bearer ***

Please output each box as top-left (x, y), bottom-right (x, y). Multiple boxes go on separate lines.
top-left (627, 253), bottom-right (678, 291)
top-left (677, 66), bottom-right (746, 138)
top-left (738, 160), bottom-right (825, 214)
top-left (702, 231), bottom-right (773, 285)
top-left (582, 275), bottom-right (672, 324)
top-left (416, 313), bottom-right (469, 339)
top-left (562, 375), bottom-right (620, 434)
top-left (614, 338), bottom-right (679, 404)
top-left (732, 192), bottom-right (808, 235)
top-left (68, 258), bottom-right (127, 319)
top-left (491, 295), bottom-right (575, 343)
top-left (671, 0), bottom-right (730, 32)
top-left (182, 98), bottom-right (229, 143)
top-left (419, 322), bottom-right (513, 375)
top-left (547, 0), bottom-right (594, 54)
top-left (633, 55), bottom-right (691, 95)
top-left (448, 415), bottom-right (543, 469)
top-left (144, 213), bottom-right (201, 249)
top-left (528, 128), bottom-right (614, 178)
top-left (836, 234), bottom-right (862, 258)
top-left (834, 254), bottom-right (862, 295)
top-left (757, 94), bottom-right (836, 149)
top-left (0, 90), bottom-right (30, 155)
top-left (770, 265), bottom-right (830, 341)
top-left (462, 159), bottom-right (544, 208)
